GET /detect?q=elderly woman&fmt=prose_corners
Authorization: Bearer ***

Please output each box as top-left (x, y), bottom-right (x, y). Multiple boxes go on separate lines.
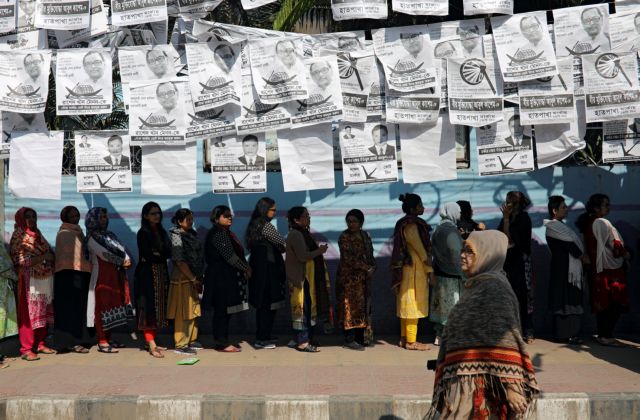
top-left (336, 209), bottom-right (376, 351)
top-left (10, 207), bottom-right (55, 361)
top-left (544, 196), bottom-right (588, 344)
top-left (430, 203), bottom-right (464, 346)
top-left (498, 191), bottom-right (534, 342)
top-left (427, 230), bottom-right (539, 419)
top-left (203, 205), bottom-right (251, 353)
top-left (54, 206), bottom-right (93, 353)
top-left (85, 207), bottom-right (134, 354)
top-left (167, 208), bottom-right (204, 355)
top-left (0, 243), bottom-right (18, 367)
top-left (135, 202), bottom-right (171, 358)
top-left (245, 197), bottom-right (286, 349)
top-left (577, 194), bottom-right (630, 346)
top-left (391, 193), bottom-right (433, 351)
top-left (285, 206), bottom-right (330, 353)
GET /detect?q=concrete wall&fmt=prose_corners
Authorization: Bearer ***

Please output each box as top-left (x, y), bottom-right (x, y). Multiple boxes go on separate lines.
top-left (4, 140), bottom-right (640, 337)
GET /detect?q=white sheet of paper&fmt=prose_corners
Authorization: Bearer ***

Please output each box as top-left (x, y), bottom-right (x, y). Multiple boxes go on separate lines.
top-left (533, 99), bottom-right (585, 168)
top-left (277, 125), bottom-right (335, 192)
top-left (141, 141), bottom-right (197, 195)
top-left (8, 131), bottom-right (63, 199)
top-left (240, 0), bottom-right (276, 10)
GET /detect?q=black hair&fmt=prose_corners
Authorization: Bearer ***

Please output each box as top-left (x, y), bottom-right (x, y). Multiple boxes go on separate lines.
top-left (141, 201), bottom-right (163, 227)
top-left (210, 205), bottom-right (231, 224)
top-left (107, 135), bottom-right (122, 145)
top-left (575, 193), bottom-right (610, 233)
top-left (507, 191), bottom-right (531, 211)
top-left (245, 197), bottom-right (276, 247)
top-left (171, 208), bottom-right (192, 226)
top-left (242, 134), bottom-right (258, 144)
top-left (287, 206), bottom-right (307, 225)
top-left (399, 193), bottom-right (422, 214)
top-left (155, 81), bottom-right (178, 96)
top-left (456, 200), bottom-right (472, 221)
top-left (547, 195), bottom-right (565, 219)
top-left (145, 49), bottom-right (168, 62)
top-left (345, 209), bottom-right (365, 225)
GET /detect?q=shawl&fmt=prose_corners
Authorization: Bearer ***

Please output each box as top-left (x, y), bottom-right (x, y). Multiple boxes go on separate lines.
top-left (428, 230), bottom-right (539, 419)
top-left (439, 202), bottom-right (461, 224)
top-left (169, 226), bottom-right (205, 277)
top-left (290, 224), bottom-right (331, 322)
top-left (544, 219), bottom-right (584, 290)
top-left (10, 207), bottom-right (53, 278)
top-left (390, 215), bottom-right (431, 288)
top-left (593, 218), bottom-right (624, 273)
top-left (55, 222), bottom-right (92, 273)
top-left (84, 207), bottom-right (127, 266)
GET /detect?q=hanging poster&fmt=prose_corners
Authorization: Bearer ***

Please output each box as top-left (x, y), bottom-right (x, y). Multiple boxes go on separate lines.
top-left (491, 12), bottom-right (558, 82)
top-left (476, 108), bottom-right (534, 176)
top-left (1, 111), bottom-right (46, 157)
top-left (54, 0), bottom-right (108, 48)
top-left (0, 0), bottom-right (16, 34)
top-left (130, 78), bottom-right (187, 145)
top-left (532, 98), bottom-right (585, 168)
top-left (249, 37), bottom-right (309, 105)
top-left (55, 48), bottom-right (112, 115)
top-left (210, 133), bottom-right (267, 193)
top-left (385, 85), bottom-right (441, 124)
top-left (110, 0), bottom-right (167, 26)
top-left (609, 11), bottom-right (640, 53)
top-left (141, 141), bottom-right (197, 195)
top-left (177, 0), bottom-right (221, 14)
top-left (34, 0), bottom-right (90, 30)
top-left (16, 0), bottom-right (36, 32)
top-left (463, 0), bottom-right (512, 16)
top-left (615, 0), bottom-right (640, 14)
top-left (184, 83), bottom-right (239, 139)
top-left (428, 19), bottom-right (486, 58)
top-left (302, 31), bottom-right (366, 56)
top-left (366, 59), bottom-right (386, 121)
top-left (372, 25), bottom-right (437, 92)
top-left (75, 131), bottom-right (133, 193)
top-left (338, 122), bottom-right (399, 185)
top-left (240, 0), bottom-right (276, 10)
top-left (236, 73), bottom-right (291, 135)
top-left (582, 52), bottom-right (640, 123)
top-left (392, 0), bottom-right (447, 16)
top-left (277, 125), bottom-right (335, 192)
top-left (0, 50), bottom-right (51, 113)
top-left (331, 0), bottom-right (387, 21)
top-left (602, 118), bottom-right (640, 163)
top-left (334, 47), bottom-right (374, 122)
top-left (447, 55), bottom-right (504, 127)
top-left (518, 56), bottom-right (575, 125)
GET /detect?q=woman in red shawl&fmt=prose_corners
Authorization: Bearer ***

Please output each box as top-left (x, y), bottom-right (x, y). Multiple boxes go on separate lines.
top-left (9, 207), bottom-right (56, 361)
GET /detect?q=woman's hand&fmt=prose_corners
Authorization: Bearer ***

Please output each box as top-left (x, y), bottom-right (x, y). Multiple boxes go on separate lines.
top-left (500, 202), bottom-right (513, 219)
top-left (505, 385), bottom-right (528, 414)
top-left (319, 243), bottom-right (329, 254)
top-left (477, 222), bottom-right (486, 231)
top-left (122, 259), bottom-right (132, 269)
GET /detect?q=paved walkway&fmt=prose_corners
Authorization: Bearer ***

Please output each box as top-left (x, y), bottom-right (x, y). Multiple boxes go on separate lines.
top-left (1, 335), bottom-right (640, 397)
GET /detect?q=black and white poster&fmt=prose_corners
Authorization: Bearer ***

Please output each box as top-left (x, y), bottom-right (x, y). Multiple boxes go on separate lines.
top-left (111, 0), bottom-right (167, 26)
top-left (54, 0), bottom-right (107, 48)
top-left (177, 0), bottom-right (221, 14)
top-left (331, 0), bottom-right (387, 21)
top-left (0, 50), bottom-right (50, 113)
top-left (609, 11), bottom-right (640, 53)
top-left (1, 111), bottom-right (46, 157)
top-left (615, 0), bottom-right (640, 14)
top-left (55, 48), bottom-right (112, 115)
top-left (392, 0), bottom-right (447, 16)
top-left (385, 86), bottom-right (441, 124)
top-left (249, 37), bottom-right (309, 105)
top-left (185, 40), bottom-right (241, 113)
top-left (463, 0), bottom-right (512, 16)
top-left (141, 141), bottom-right (197, 195)
top-left (236, 73), bottom-right (291, 135)
top-left (491, 12), bottom-right (558, 82)
top-left (240, 0), bottom-right (276, 10)
top-left (602, 118), bottom-right (640, 163)
top-left (184, 83), bottom-right (239, 139)
top-left (334, 47), bottom-right (374, 122)
top-left (554, 5), bottom-right (610, 57)
top-left (75, 131), bottom-right (133, 193)
top-left (302, 31), bottom-right (366, 56)
top-left (34, 0), bottom-right (90, 30)
top-left (372, 25), bottom-right (437, 93)
top-left (428, 19), bottom-right (486, 58)
top-left (130, 78), bottom-right (187, 145)
top-left (582, 52), bottom-right (640, 122)
top-left (210, 133), bottom-right (267, 194)
top-left (0, 0), bottom-right (16, 34)
top-left (16, 0), bottom-right (36, 32)
top-left (338, 122), bottom-right (399, 185)
top-left (366, 59), bottom-right (386, 121)
top-left (476, 108), bottom-right (535, 176)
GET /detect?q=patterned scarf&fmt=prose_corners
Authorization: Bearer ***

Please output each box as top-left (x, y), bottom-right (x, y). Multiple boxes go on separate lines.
top-left (84, 207), bottom-right (126, 265)
top-left (11, 207), bottom-right (53, 278)
top-left (390, 215), bottom-right (431, 288)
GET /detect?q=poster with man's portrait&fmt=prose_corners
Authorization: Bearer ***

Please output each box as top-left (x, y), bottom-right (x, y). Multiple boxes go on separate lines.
top-left (554, 5), bottom-right (610, 58)
top-left (602, 118), bottom-right (640, 163)
top-left (111, 0), bottom-right (167, 26)
top-left (392, 0), bottom-right (447, 16)
top-left (130, 78), bottom-right (187, 145)
top-left (236, 73), bottom-right (291, 135)
top-left (185, 40), bottom-right (241, 114)
top-left (184, 82), bottom-right (239, 139)
top-left (16, 0), bottom-right (36, 32)
top-left (0, 50), bottom-right (51, 113)
top-left (302, 31), bottom-right (366, 56)
top-left (210, 133), bottom-right (267, 194)
top-left (372, 25), bottom-right (437, 92)
top-left (34, 0), bottom-right (90, 30)
top-left (75, 130), bottom-right (133, 193)
top-left (0, 0), bottom-right (16, 34)
top-left (463, 0), bottom-right (512, 16)
top-left (249, 37), bottom-right (309, 104)
top-left (609, 11), bottom-right (640, 54)
top-left (331, 0), bottom-right (387, 21)
top-left (55, 48), bottom-right (112, 115)
top-left (615, 0), bottom-right (640, 14)
top-left (326, 46), bottom-right (375, 122)
top-left (491, 12), bottom-right (558, 82)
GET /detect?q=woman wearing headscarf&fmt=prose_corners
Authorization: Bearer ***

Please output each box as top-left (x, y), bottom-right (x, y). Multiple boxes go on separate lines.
top-left (426, 230), bottom-right (539, 420)
top-left (135, 202), bottom-right (171, 358)
top-left (54, 206), bottom-right (93, 353)
top-left (498, 191), bottom-right (534, 343)
top-left (0, 242), bottom-right (18, 367)
top-left (167, 208), bottom-right (204, 355)
top-left (203, 205), bottom-right (251, 353)
top-left (85, 207), bottom-right (134, 354)
top-left (544, 196), bottom-right (588, 344)
top-left (336, 209), bottom-right (376, 351)
top-left (456, 200), bottom-right (485, 240)
top-left (390, 193), bottom-right (433, 351)
top-left (576, 194), bottom-right (630, 346)
top-left (9, 207), bottom-right (55, 361)
top-left (245, 197), bottom-right (286, 349)
top-left (285, 206), bottom-right (330, 353)
top-left (429, 203), bottom-right (464, 347)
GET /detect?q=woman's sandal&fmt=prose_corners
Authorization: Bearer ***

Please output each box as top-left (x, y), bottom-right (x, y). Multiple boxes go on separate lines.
top-left (109, 340), bottom-right (126, 349)
top-left (296, 343), bottom-right (320, 353)
top-left (37, 346), bottom-right (57, 355)
top-left (21, 352), bottom-right (40, 361)
top-left (97, 344), bottom-right (119, 354)
top-left (404, 341), bottom-right (430, 351)
top-left (72, 345), bottom-right (90, 354)
top-left (149, 348), bottom-right (164, 358)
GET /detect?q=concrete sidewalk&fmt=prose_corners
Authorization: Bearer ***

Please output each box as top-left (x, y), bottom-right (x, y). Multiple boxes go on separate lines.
top-left (1, 335), bottom-right (640, 419)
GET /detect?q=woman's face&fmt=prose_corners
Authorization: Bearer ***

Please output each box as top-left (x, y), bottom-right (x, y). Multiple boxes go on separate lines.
top-left (295, 210), bottom-right (310, 228)
top-left (595, 199), bottom-right (610, 218)
top-left (67, 209), bottom-right (81, 225)
top-left (411, 201), bottom-right (425, 216)
top-left (179, 214), bottom-right (193, 231)
top-left (24, 209), bottom-right (37, 229)
top-left (346, 215), bottom-right (362, 232)
top-left (552, 201), bottom-right (568, 221)
top-left (216, 212), bottom-right (233, 227)
top-left (144, 206), bottom-right (162, 225)
top-left (266, 204), bottom-right (277, 220)
top-left (98, 211), bottom-right (108, 230)
top-left (460, 242), bottom-right (476, 275)
top-left (505, 193), bottom-right (519, 212)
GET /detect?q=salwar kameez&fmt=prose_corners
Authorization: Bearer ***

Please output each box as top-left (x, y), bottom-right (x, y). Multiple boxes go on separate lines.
top-left (167, 268), bottom-right (200, 348)
top-left (0, 246), bottom-right (18, 341)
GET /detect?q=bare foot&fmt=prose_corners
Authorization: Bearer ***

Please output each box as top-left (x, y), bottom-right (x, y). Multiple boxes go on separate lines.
top-left (404, 341), bottom-right (430, 351)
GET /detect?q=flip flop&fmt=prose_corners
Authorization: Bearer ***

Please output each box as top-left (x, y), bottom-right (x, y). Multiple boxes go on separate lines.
top-left (149, 348), bottom-right (164, 358)
top-left (72, 345), bottom-right (90, 354)
top-left (21, 352), bottom-right (40, 361)
top-left (37, 346), bottom-right (57, 354)
top-left (296, 344), bottom-right (320, 353)
top-left (98, 344), bottom-right (119, 354)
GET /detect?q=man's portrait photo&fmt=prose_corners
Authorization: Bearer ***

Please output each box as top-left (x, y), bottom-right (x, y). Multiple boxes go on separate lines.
top-left (238, 134), bottom-right (265, 166)
top-left (520, 15), bottom-right (544, 49)
top-left (103, 135), bottom-right (130, 167)
top-left (21, 53), bottom-right (44, 88)
top-left (213, 43), bottom-right (236, 74)
top-left (458, 25), bottom-right (482, 57)
top-left (338, 36), bottom-right (362, 51)
top-left (17, 0), bottom-right (36, 30)
top-left (78, 134), bottom-right (91, 148)
top-left (146, 49), bottom-right (170, 79)
top-left (155, 81), bottom-right (179, 121)
top-left (343, 125), bottom-right (355, 140)
top-left (275, 39), bottom-right (298, 72)
top-left (81, 51), bottom-right (105, 92)
top-left (504, 114), bottom-right (532, 148)
top-left (368, 124), bottom-right (396, 158)
top-left (577, 7), bottom-right (610, 52)
top-left (400, 32), bottom-right (424, 62)
top-left (309, 60), bottom-right (333, 91)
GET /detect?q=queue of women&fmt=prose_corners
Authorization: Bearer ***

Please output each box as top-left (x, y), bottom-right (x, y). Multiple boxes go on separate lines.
top-left (0, 191), bottom-right (633, 417)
